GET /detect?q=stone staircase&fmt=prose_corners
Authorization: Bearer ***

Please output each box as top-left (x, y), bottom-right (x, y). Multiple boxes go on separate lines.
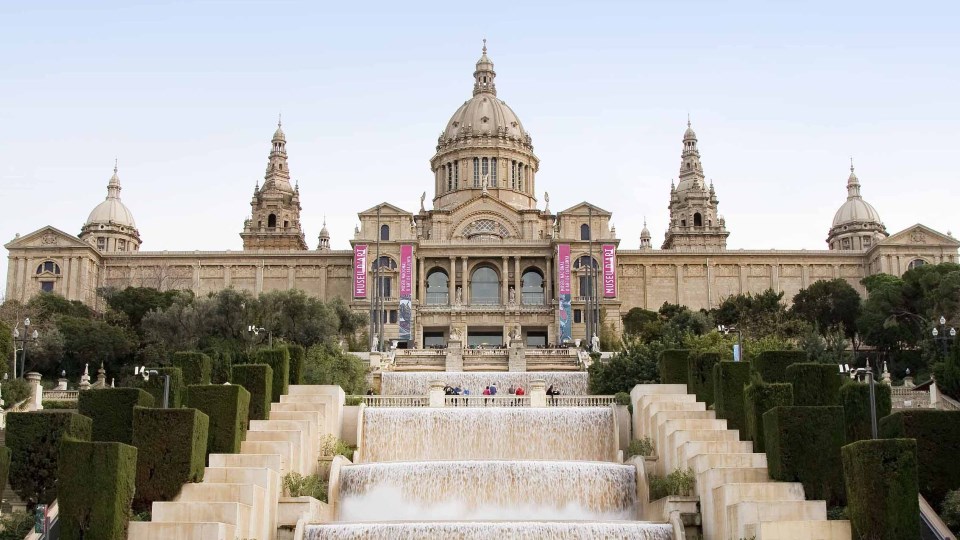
top-left (128, 385), bottom-right (343, 540)
top-left (631, 384), bottom-right (851, 540)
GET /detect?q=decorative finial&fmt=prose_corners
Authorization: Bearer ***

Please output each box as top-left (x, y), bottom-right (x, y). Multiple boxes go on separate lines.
top-left (850, 156), bottom-right (854, 172)
top-left (687, 113), bottom-right (691, 128)
top-left (323, 215), bottom-right (327, 227)
top-left (482, 38), bottom-right (487, 55)
top-left (278, 112), bottom-right (282, 128)
top-left (644, 216), bottom-right (647, 227)
top-left (114, 157), bottom-right (118, 174)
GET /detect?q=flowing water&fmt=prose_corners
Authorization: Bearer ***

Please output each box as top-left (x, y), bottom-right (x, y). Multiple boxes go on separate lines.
top-left (360, 407), bottom-right (617, 462)
top-left (381, 371), bottom-right (589, 396)
top-left (305, 522), bottom-right (674, 539)
top-left (338, 461), bottom-right (637, 521)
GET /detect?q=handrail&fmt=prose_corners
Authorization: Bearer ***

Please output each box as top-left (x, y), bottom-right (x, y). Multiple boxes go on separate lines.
top-left (443, 395), bottom-right (531, 407)
top-left (358, 396), bottom-right (429, 407)
top-left (547, 396), bottom-right (616, 407)
top-left (919, 494), bottom-right (956, 540)
top-left (43, 390), bottom-right (80, 401)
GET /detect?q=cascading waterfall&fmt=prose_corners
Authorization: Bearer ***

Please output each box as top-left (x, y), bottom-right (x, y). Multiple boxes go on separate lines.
top-left (306, 522), bottom-right (674, 539)
top-left (381, 371), bottom-right (589, 396)
top-left (360, 407), bottom-right (617, 462)
top-left (338, 461), bottom-right (637, 521)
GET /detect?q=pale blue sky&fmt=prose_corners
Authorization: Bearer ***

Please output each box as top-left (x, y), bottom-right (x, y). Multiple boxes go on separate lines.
top-left (2, 0), bottom-right (959, 292)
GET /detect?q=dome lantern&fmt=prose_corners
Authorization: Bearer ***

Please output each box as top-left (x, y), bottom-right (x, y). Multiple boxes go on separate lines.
top-left (826, 159), bottom-right (888, 250)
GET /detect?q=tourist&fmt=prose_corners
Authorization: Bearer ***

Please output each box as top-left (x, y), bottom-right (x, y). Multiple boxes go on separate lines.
top-left (508, 384), bottom-right (517, 406)
top-left (490, 382), bottom-right (498, 396)
top-left (482, 385), bottom-right (491, 406)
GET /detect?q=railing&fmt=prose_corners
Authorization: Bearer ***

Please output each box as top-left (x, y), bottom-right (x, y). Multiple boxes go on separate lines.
top-left (463, 349), bottom-right (508, 357)
top-left (43, 390), bottom-right (80, 401)
top-left (396, 349), bottom-right (447, 356)
top-left (526, 348), bottom-right (578, 357)
top-left (939, 393), bottom-right (960, 411)
top-left (360, 396), bottom-right (429, 407)
top-left (356, 394), bottom-right (617, 408)
top-left (546, 395), bottom-right (616, 407)
top-left (444, 395), bottom-right (531, 407)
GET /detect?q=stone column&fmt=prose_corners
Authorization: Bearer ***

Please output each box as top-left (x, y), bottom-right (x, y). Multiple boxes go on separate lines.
top-left (449, 257), bottom-right (456, 304)
top-left (675, 264), bottom-right (682, 304)
top-left (530, 379), bottom-right (547, 407)
top-left (26, 372), bottom-right (43, 411)
top-left (418, 257), bottom-right (426, 303)
top-left (462, 257), bottom-right (470, 304)
top-left (446, 339), bottom-right (463, 372)
top-left (319, 265), bottom-right (328, 299)
top-left (501, 256), bottom-right (509, 304)
top-left (255, 264), bottom-right (264, 294)
top-left (287, 265), bottom-right (296, 289)
top-left (429, 380), bottom-right (446, 407)
top-left (739, 264), bottom-right (746, 294)
top-left (514, 257), bottom-right (521, 299)
top-left (545, 257), bottom-right (553, 305)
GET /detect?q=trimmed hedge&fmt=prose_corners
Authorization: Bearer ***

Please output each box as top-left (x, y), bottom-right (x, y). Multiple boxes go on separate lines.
top-left (59, 440), bottom-right (137, 540)
top-left (713, 361), bottom-right (751, 438)
top-left (840, 381), bottom-right (891, 443)
top-left (658, 349), bottom-right (691, 385)
top-left (763, 406), bottom-right (846, 506)
top-left (78, 388), bottom-right (155, 444)
top-left (842, 438), bottom-right (919, 540)
top-left (786, 363), bottom-right (842, 406)
top-left (752, 350), bottom-right (807, 382)
top-left (172, 351), bottom-right (213, 385)
top-left (132, 407), bottom-right (208, 512)
top-left (879, 410), bottom-right (960, 510)
top-left (252, 348), bottom-right (290, 402)
top-left (138, 366), bottom-right (185, 408)
top-left (185, 384), bottom-right (251, 455)
top-left (286, 344), bottom-right (306, 386)
top-left (231, 364), bottom-right (274, 420)
top-left (6, 411), bottom-right (92, 506)
top-left (744, 382), bottom-right (793, 452)
top-left (0, 446), bottom-right (10, 498)
top-left (687, 352), bottom-right (720, 405)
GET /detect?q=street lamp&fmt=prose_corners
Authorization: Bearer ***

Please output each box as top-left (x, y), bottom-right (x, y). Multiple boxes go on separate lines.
top-left (12, 318), bottom-right (39, 379)
top-left (932, 315), bottom-right (956, 356)
top-left (247, 325), bottom-right (273, 348)
top-left (718, 324), bottom-right (744, 362)
top-left (841, 363), bottom-right (879, 439)
top-left (135, 366), bottom-right (170, 408)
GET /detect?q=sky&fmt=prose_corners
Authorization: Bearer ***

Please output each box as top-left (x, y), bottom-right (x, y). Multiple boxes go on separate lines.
top-left (2, 0), bottom-right (959, 289)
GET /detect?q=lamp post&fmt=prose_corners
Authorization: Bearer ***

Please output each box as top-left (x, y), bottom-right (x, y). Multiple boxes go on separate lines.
top-left (718, 324), bottom-right (744, 362)
top-left (247, 325), bottom-right (273, 348)
top-left (12, 318), bottom-right (39, 379)
top-left (841, 363), bottom-right (879, 439)
top-left (932, 315), bottom-right (956, 357)
top-left (135, 366), bottom-right (170, 408)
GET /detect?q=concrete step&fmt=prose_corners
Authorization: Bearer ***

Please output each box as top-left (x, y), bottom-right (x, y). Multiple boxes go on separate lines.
top-left (209, 452), bottom-right (282, 474)
top-left (203, 466), bottom-right (281, 537)
top-left (640, 400), bottom-right (707, 438)
top-left (241, 440), bottom-right (294, 476)
top-left (250, 419), bottom-right (316, 464)
top-left (712, 482), bottom-right (807, 540)
top-left (688, 452), bottom-right (768, 476)
top-left (754, 519), bottom-right (852, 540)
top-left (676, 440), bottom-right (754, 469)
top-left (151, 501), bottom-right (252, 538)
top-left (696, 467), bottom-right (772, 540)
top-left (727, 500), bottom-right (828, 540)
top-left (245, 429), bottom-right (307, 474)
top-left (127, 521), bottom-right (236, 540)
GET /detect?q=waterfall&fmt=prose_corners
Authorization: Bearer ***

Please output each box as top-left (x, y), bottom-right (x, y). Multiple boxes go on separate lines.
top-left (306, 522), bottom-right (674, 539)
top-left (380, 371), bottom-right (589, 396)
top-left (338, 461), bottom-right (637, 521)
top-left (361, 407), bottom-right (617, 462)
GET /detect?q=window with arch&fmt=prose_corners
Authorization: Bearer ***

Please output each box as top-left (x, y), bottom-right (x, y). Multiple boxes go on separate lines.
top-left (580, 224), bottom-right (591, 241)
top-left (490, 158), bottom-right (497, 186)
top-left (694, 212), bottom-right (703, 227)
top-left (473, 157), bottom-right (480, 186)
top-left (453, 160), bottom-right (459, 188)
top-left (521, 268), bottom-right (544, 305)
top-left (470, 266), bottom-right (500, 305)
top-left (447, 163), bottom-right (453, 191)
top-left (380, 224), bottom-right (390, 241)
top-left (482, 158), bottom-right (489, 181)
top-left (426, 269), bottom-right (449, 305)
top-left (268, 214), bottom-right (277, 228)
top-left (371, 256), bottom-right (397, 271)
top-left (511, 160), bottom-right (517, 188)
top-left (371, 256), bottom-right (396, 298)
top-left (573, 255), bottom-right (598, 270)
top-left (907, 258), bottom-right (927, 271)
top-left (36, 261), bottom-right (61, 275)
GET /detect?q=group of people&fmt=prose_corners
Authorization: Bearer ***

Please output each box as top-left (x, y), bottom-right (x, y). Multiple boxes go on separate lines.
top-left (441, 382), bottom-right (530, 406)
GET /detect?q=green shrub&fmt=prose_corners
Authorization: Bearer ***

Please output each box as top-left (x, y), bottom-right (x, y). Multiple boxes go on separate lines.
top-left (185, 384), bottom-right (251, 455)
top-left (282, 472), bottom-right (328, 502)
top-left (3, 378), bottom-right (31, 405)
top-left (41, 400), bottom-right (77, 410)
top-left (840, 381), bottom-right (891, 443)
top-left (6, 411), bottom-right (92, 507)
top-left (744, 381), bottom-right (793, 452)
top-left (658, 349), bottom-right (691, 385)
top-left (763, 406), bottom-right (846, 506)
top-left (752, 350), bottom-right (806, 382)
top-left (942, 489), bottom-right (960, 533)
top-left (0, 447), bottom-right (10, 499)
top-left (231, 364), bottom-right (273, 420)
top-left (842, 438), bottom-right (919, 540)
top-left (136, 366), bottom-right (184, 408)
top-left (648, 467), bottom-right (695, 501)
top-left (687, 352), bottom-right (720, 405)
top-left (132, 407), bottom-right (208, 512)
top-left (626, 437), bottom-right (654, 459)
top-left (172, 351), bottom-right (213, 385)
top-left (345, 395), bottom-right (363, 406)
top-left (713, 361), bottom-right (751, 438)
top-left (285, 344), bottom-right (306, 386)
top-left (251, 347), bottom-right (290, 402)
top-left (879, 410), bottom-right (960, 510)
top-left (319, 434), bottom-right (354, 458)
top-left (78, 388), bottom-right (155, 444)
top-left (207, 349), bottom-right (233, 384)
top-left (59, 440), bottom-right (137, 540)
top-left (614, 392), bottom-right (631, 406)
top-left (786, 363), bottom-right (842, 406)
top-left (0, 511), bottom-right (33, 540)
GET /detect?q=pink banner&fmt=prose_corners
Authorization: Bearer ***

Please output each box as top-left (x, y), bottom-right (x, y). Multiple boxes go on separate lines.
top-left (557, 244), bottom-right (571, 295)
top-left (399, 245), bottom-right (413, 297)
top-left (353, 244), bottom-right (368, 298)
top-left (602, 244), bottom-right (617, 298)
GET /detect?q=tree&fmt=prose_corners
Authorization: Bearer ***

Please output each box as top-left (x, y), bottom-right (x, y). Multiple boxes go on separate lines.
top-left (588, 338), bottom-right (663, 394)
top-left (791, 279), bottom-right (861, 341)
top-left (56, 316), bottom-right (137, 376)
top-left (303, 343), bottom-right (367, 394)
top-left (713, 289), bottom-right (798, 339)
top-left (99, 286), bottom-right (184, 333)
top-left (0, 320), bottom-right (11, 378)
top-left (622, 307), bottom-right (662, 341)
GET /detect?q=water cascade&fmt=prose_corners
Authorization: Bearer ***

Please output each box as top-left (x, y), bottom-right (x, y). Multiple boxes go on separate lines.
top-left (381, 371), bottom-right (589, 396)
top-left (360, 407), bottom-right (618, 462)
top-left (338, 461), bottom-right (637, 521)
top-left (306, 522), bottom-right (674, 540)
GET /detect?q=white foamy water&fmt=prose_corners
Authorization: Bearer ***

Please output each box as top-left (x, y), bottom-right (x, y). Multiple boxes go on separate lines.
top-left (338, 461), bottom-right (637, 521)
top-left (361, 407), bottom-right (617, 462)
top-left (381, 371), bottom-right (589, 396)
top-left (306, 522), bottom-right (674, 540)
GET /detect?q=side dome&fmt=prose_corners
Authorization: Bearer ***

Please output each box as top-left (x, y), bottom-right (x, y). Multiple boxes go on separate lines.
top-left (79, 164), bottom-right (142, 252)
top-left (85, 168), bottom-right (137, 228)
top-left (826, 162), bottom-right (888, 250)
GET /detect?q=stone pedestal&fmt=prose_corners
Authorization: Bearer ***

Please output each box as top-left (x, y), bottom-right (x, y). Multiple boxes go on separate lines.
top-left (26, 372), bottom-right (43, 411)
top-left (429, 380), bottom-right (446, 408)
top-left (446, 339), bottom-right (463, 372)
top-left (56, 377), bottom-right (68, 390)
top-left (530, 379), bottom-right (547, 407)
top-left (508, 341), bottom-right (525, 372)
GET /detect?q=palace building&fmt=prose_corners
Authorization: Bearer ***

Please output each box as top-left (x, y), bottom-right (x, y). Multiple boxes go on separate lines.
top-left (5, 45), bottom-right (958, 347)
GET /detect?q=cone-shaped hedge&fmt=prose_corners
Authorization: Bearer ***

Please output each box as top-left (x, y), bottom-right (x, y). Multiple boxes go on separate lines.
top-left (78, 388), bottom-right (154, 444)
top-left (59, 440), bottom-right (137, 540)
top-left (842, 438), bottom-right (919, 540)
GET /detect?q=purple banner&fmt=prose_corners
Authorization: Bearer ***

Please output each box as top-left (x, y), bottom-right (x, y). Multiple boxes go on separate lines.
top-left (399, 245), bottom-right (413, 340)
top-left (602, 244), bottom-right (617, 298)
top-left (557, 244), bottom-right (572, 343)
top-left (353, 245), bottom-right (368, 298)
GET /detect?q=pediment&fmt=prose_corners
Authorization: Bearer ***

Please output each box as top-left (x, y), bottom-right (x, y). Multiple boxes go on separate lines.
top-left (558, 201), bottom-right (612, 216)
top-left (880, 224), bottom-right (960, 247)
top-left (4, 226), bottom-right (95, 251)
top-left (358, 202), bottom-right (412, 217)
top-left (448, 197), bottom-right (523, 239)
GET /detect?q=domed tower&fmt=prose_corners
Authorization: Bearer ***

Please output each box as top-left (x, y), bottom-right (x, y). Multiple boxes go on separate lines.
top-left (827, 160), bottom-right (888, 250)
top-left (79, 162), bottom-right (142, 252)
top-left (639, 218), bottom-right (652, 250)
top-left (430, 41), bottom-right (540, 210)
top-left (241, 120), bottom-right (308, 251)
top-left (317, 217), bottom-right (331, 251)
top-left (662, 119), bottom-right (729, 250)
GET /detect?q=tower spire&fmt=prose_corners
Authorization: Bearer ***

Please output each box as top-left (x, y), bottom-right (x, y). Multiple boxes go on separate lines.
top-left (846, 158), bottom-right (862, 199)
top-left (473, 39), bottom-right (497, 96)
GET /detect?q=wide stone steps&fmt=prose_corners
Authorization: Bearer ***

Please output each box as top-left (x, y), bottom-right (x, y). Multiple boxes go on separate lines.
top-left (631, 384), bottom-right (851, 540)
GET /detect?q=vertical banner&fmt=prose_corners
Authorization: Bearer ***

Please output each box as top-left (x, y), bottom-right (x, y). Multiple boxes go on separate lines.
top-left (398, 245), bottom-right (413, 341)
top-left (557, 244), bottom-right (572, 344)
top-left (353, 244), bottom-right (368, 298)
top-left (602, 244), bottom-right (617, 298)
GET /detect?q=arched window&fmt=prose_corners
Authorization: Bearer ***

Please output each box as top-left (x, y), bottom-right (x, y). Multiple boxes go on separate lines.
top-left (521, 268), bottom-right (544, 305)
top-left (573, 256), bottom-right (598, 270)
top-left (580, 224), bottom-right (591, 241)
top-left (268, 214), bottom-right (277, 228)
top-left (694, 213), bottom-right (703, 227)
top-left (490, 158), bottom-right (497, 186)
top-left (371, 256), bottom-right (397, 271)
top-left (473, 157), bottom-right (480, 186)
top-left (36, 261), bottom-right (61, 275)
top-left (907, 259), bottom-right (927, 271)
top-left (371, 256), bottom-right (396, 298)
top-left (482, 158), bottom-right (489, 181)
top-left (426, 269), bottom-right (449, 305)
top-left (380, 224), bottom-right (390, 241)
top-left (470, 266), bottom-right (500, 305)
top-left (511, 160), bottom-right (517, 188)
top-left (447, 163), bottom-right (453, 191)
top-left (453, 160), bottom-right (459, 188)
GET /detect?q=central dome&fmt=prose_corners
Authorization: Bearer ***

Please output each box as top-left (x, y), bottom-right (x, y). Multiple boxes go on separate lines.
top-left (442, 94), bottom-right (526, 142)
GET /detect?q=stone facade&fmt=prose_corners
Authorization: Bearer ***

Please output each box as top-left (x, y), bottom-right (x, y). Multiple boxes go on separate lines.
top-left (5, 45), bottom-right (958, 345)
